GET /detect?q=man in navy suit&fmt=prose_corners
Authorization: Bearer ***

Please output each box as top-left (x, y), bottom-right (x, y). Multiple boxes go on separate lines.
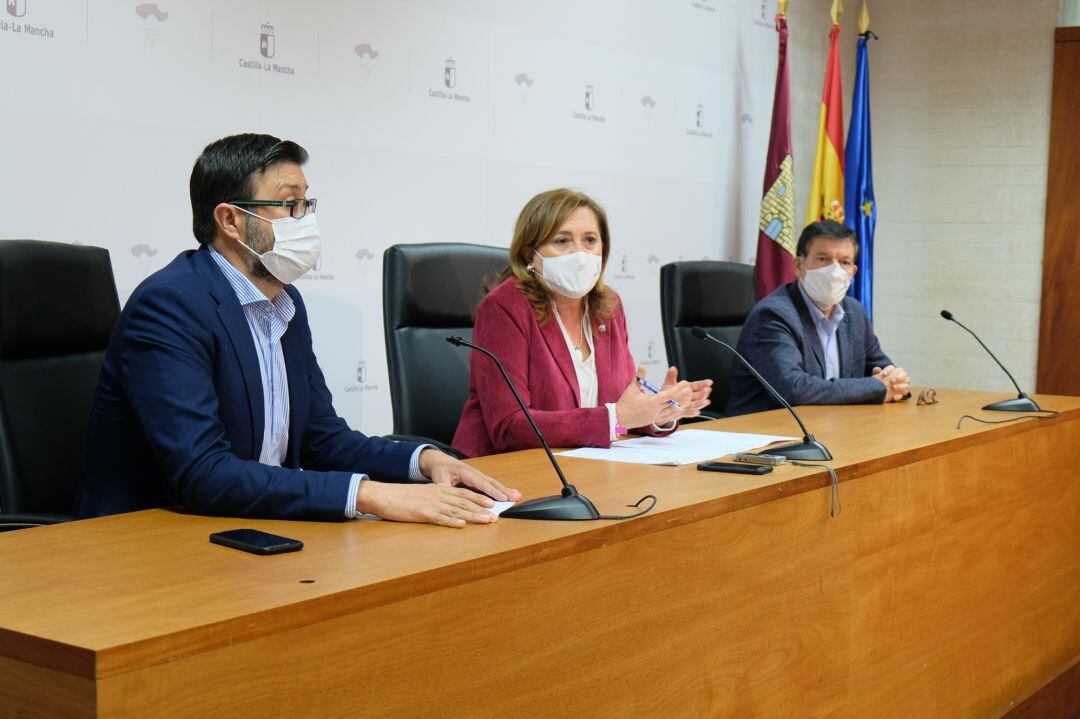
top-left (78, 133), bottom-right (520, 525)
top-left (725, 220), bottom-right (910, 416)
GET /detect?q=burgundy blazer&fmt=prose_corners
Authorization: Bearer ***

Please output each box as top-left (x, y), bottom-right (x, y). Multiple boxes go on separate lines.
top-left (452, 278), bottom-right (645, 458)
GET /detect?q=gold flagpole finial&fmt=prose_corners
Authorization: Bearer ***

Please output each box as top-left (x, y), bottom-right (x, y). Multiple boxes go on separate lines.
top-left (778, 0), bottom-right (788, 16)
top-left (830, 0), bottom-right (843, 25)
top-left (858, 0), bottom-right (870, 34)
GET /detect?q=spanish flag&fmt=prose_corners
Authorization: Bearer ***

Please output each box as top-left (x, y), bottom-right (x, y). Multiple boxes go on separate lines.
top-left (805, 0), bottom-right (845, 226)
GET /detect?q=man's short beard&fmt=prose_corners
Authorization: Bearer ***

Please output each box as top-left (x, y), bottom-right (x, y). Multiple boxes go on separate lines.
top-left (241, 215), bottom-right (283, 287)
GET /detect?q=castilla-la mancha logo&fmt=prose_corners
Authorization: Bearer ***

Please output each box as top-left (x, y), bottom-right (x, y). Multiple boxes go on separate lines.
top-left (429, 56), bottom-right (470, 103)
top-left (2, 1), bottom-right (56, 38)
top-left (259, 22), bottom-right (275, 58)
top-left (573, 83), bottom-right (605, 124)
top-left (345, 359), bottom-right (378, 394)
top-left (444, 57), bottom-right (455, 88)
top-left (239, 21), bottom-right (294, 75)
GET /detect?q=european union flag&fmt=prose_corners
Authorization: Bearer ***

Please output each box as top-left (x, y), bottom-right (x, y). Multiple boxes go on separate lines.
top-left (845, 32), bottom-right (876, 319)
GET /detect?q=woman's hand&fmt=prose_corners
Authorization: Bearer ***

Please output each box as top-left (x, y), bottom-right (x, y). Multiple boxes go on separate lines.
top-left (660, 366), bottom-right (713, 420)
top-left (615, 366), bottom-right (697, 428)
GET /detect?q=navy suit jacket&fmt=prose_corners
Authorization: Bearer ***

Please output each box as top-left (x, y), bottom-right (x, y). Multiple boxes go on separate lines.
top-left (725, 282), bottom-right (893, 416)
top-left (78, 245), bottom-right (419, 521)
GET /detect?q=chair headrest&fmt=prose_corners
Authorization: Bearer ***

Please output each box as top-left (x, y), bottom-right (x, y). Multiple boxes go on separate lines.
top-left (0, 240), bottom-right (120, 359)
top-left (383, 243), bottom-right (508, 328)
top-left (661, 261), bottom-right (756, 326)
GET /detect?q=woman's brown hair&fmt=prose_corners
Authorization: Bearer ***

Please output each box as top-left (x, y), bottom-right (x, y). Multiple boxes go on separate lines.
top-left (493, 188), bottom-right (617, 325)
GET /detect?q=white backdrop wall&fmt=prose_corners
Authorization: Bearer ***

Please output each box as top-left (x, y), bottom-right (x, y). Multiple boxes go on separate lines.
top-left (2, 0), bottom-right (796, 435)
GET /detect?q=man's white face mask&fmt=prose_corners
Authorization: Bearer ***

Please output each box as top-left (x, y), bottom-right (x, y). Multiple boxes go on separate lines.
top-left (233, 206), bottom-right (321, 285)
top-left (800, 261), bottom-right (852, 310)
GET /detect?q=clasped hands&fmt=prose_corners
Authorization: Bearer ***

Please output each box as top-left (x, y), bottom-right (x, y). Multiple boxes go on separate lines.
top-left (872, 364), bottom-right (910, 402)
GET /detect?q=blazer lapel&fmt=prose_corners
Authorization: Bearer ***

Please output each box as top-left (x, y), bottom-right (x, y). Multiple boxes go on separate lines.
top-left (194, 246), bottom-right (265, 457)
top-left (539, 314), bottom-right (581, 406)
top-left (592, 315), bottom-right (616, 400)
top-left (788, 284), bottom-right (825, 376)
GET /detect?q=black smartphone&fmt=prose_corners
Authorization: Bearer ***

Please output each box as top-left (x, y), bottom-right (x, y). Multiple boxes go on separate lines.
top-left (209, 529), bottom-right (303, 556)
top-left (697, 461), bottom-right (772, 475)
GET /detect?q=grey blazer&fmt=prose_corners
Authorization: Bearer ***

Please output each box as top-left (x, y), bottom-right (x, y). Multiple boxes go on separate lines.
top-left (725, 282), bottom-right (892, 416)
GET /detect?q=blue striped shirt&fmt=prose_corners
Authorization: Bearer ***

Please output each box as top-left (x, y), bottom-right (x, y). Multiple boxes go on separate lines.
top-left (209, 248), bottom-right (429, 518)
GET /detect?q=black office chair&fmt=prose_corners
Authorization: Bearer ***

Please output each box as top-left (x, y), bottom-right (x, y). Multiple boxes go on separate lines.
top-left (660, 261), bottom-right (757, 419)
top-left (382, 243), bottom-right (508, 456)
top-left (0, 240), bottom-right (120, 530)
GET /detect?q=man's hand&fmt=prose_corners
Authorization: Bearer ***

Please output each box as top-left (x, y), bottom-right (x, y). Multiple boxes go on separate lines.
top-left (418, 448), bottom-right (522, 503)
top-left (356, 480), bottom-right (497, 528)
top-left (354, 450), bottom-right (521, 528)
top-left (873, 365), bottom-right (911, 403)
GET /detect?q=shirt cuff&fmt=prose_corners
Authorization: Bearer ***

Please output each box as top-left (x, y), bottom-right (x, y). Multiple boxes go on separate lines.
top-left (344, 473), bottom-right (368, 519)
top-left (606, 403), bottom-right (619, 441)
top-left (410, 444), bottom-right (436, 481)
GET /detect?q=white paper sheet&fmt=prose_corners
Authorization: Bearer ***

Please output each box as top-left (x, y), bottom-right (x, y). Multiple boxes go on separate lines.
top-left (486, 501), bottom-right (517, 516)
top-left (554, 429), bottom-right (797, 466)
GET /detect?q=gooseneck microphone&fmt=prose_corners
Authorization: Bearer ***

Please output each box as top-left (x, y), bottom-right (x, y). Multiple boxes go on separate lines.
top-left (691, 327), bottom-right (832, 460)
top-left (447, 335), bottom-right (654, 520)
top-left (940, 310), bottom-right (1042, 412)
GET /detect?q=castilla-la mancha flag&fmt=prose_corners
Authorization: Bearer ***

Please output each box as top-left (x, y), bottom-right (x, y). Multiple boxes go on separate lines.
top-left (754, 0), bottom-right (797, 299)
top-left (805, 0), bottom-right (846, 226)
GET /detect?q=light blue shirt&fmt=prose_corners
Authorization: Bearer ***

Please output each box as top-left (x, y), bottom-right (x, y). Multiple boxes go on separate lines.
top-left (797, 282), bottom-right (845, 381)
top-left (209, 248), bottom-right (428, 518)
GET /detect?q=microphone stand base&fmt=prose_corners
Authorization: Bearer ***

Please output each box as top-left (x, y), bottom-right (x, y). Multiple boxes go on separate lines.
top-left (501, 487), bottom-right (600, 521)
top-left (983, 395), bottom-right (1041, 412)
top-left (758, 439), bottom-right (833, 461)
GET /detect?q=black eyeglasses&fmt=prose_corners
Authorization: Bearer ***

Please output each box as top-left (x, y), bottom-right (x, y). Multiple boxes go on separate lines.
top-left (231, 198), bottom-right (318, 219)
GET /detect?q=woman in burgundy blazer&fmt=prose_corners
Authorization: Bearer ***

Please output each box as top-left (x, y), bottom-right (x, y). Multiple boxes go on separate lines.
top-left (452, 189), bottom-right (712, 458)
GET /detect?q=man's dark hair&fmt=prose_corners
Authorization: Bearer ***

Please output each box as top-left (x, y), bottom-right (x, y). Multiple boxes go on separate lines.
top-left (189, 134), bottom-right (308, 245)
top-left (796, 219), bottom-right (857, 258)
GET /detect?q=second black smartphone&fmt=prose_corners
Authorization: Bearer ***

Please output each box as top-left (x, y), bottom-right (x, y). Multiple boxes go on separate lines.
top-left (697, 461), bottom-right (773, 475)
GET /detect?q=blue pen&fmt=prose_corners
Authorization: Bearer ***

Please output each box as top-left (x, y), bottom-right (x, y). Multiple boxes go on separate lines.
top-left (636, 376), bottom-right (685, 412)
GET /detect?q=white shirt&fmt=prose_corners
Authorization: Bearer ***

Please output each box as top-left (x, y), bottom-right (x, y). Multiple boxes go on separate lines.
top-left (552, 304), bottom-right (598, 408)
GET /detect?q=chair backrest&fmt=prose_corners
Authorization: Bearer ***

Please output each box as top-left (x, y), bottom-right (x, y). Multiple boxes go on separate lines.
top-left (0, 240), bottom-right (120, 515)
top-left (660, 261), bottom-right (757, 416)
top-left (382, 243), bottom-right (507, 445)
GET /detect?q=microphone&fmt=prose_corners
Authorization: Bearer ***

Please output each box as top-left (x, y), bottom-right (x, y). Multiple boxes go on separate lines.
top-left (940, 310), bottom-right (1042, 412)
top-left (445, 335), bottom-right (601, 520)
top-left (691, 327), bottom-right (832, 460)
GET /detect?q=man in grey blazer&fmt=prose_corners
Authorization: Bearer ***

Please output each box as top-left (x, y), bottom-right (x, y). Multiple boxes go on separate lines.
top-left (726, 220), bottom-right (910, 416)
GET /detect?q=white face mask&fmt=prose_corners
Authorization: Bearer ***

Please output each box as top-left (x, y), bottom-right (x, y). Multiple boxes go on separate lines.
top-left (533, 251), bottom-right (602, 299)
top-left (233, 207), bottom-right (322, 285)
top-left (800, 261), bottom-right (852, 310)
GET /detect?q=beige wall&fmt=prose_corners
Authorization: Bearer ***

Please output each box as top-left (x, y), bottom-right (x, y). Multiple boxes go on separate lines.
top-left (781, 0), bottom-right (1057, 393)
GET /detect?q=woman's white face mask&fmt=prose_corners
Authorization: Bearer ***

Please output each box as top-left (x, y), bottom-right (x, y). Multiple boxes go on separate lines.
top-left (533, 251), bottom-right (602, 299)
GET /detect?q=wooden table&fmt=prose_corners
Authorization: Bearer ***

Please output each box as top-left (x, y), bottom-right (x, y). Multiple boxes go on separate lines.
top-left (2, 389), bottom-right (1078, 718)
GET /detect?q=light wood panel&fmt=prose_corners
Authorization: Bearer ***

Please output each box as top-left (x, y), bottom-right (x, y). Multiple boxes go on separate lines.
top-left (0, 389), bottom-right (1078, 717)
top-left (1038, 27), bottom-right (1080, 395)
